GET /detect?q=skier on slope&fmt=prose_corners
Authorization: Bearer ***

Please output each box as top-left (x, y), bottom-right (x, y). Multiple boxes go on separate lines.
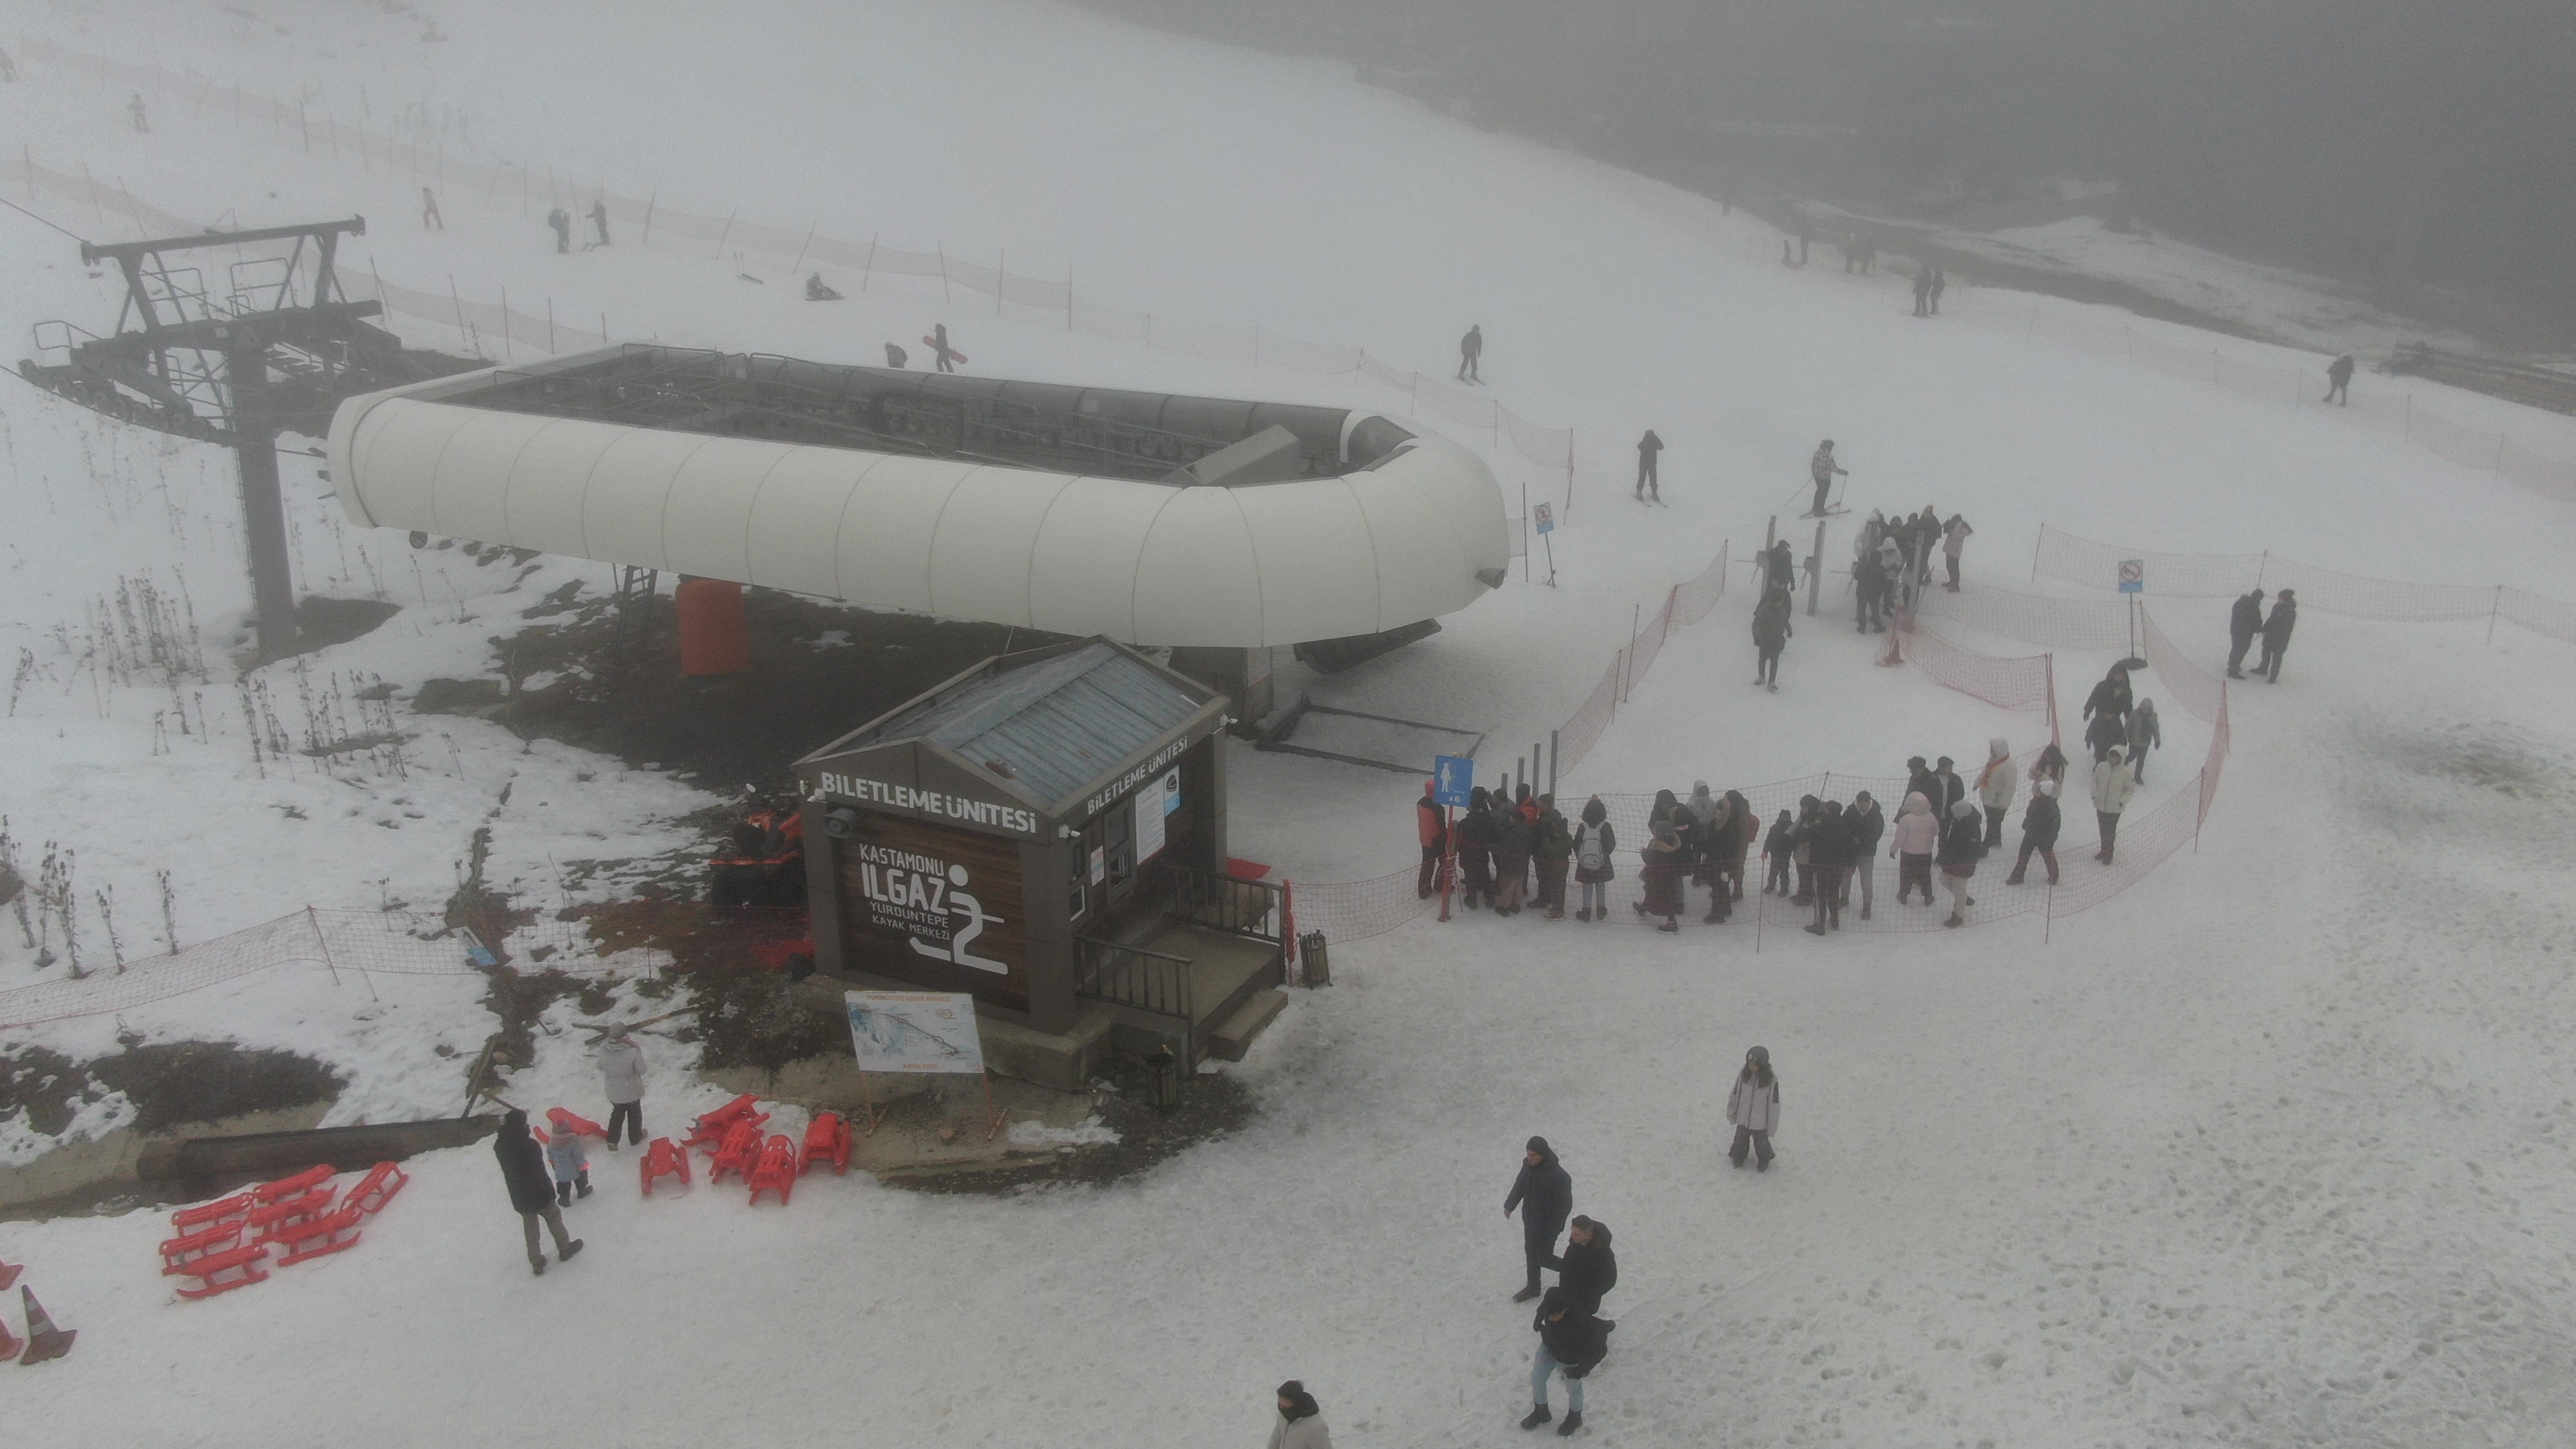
top-left (589, 197), bottom-right (611, 246)
top-left (1806, 440), bottom-right (1846, 518)
top-left (547, 207), bottom-right (573, 254)
top-left (1752, 584), bottom-right (1792, 691)
top-left (1975, 737), bottom-right (2018, 849)
top-left (2325, 354), bottom-right (2356, 405)
top-left (1727, 1045), bottom-right (1781, 1169)
top-left (1457, 324), bottom-right (1483, 383)
top-left (1505, 1136), bottom-right (1574, 1302)
top-left (1267, 1381), bottom-right (1332, 1449)
top-left (495, 1108), bottom-right (583, 1276)
top-left (1634, 429), bottom-right (1663, 502)
top-left (2227, 589), bottom-right (2264, 679)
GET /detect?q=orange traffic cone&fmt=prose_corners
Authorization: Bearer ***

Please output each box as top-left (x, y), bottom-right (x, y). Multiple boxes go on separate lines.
top-left (17, 1287), bottom-right (74, 1365)
top-left (0, 1303), bottom-right (21, 1363)
top-left (0, 1259), bottom-right (21, 1291)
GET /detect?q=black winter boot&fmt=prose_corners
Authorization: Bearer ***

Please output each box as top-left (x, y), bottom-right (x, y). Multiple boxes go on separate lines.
top-left (1558, 1410), bottom-right (1584, 1436)
top-left (556, 1182), bottom-right (572, 1208)
top-left (1520, 1405), bottom-right (1553, 1430)
top-left (1513, 1283), bottom-right (1542, 1303)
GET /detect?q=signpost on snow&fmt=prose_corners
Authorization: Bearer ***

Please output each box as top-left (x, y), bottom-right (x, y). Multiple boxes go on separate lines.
top-left (1533, 502), bottom-right (1557, 587)
top-left (1432, 755), bottom-right (1475, 922)
top-left (844, 990), bottom-right (1005, 1139)
top-left (2118, 560), bottom-right (2150, 670)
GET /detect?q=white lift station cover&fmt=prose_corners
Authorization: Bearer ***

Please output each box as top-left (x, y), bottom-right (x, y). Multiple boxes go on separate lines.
top-left (325, 345), bottom-right (1510, 649)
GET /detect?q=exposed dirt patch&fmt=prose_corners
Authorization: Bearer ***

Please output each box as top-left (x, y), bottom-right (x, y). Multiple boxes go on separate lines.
top-left (6, 1040), bottom-right (345, 1136)
top-left (682, 971), bottom-right (847, 1076)
top-left (889, 1060), bottom-right (1258, 1196)
top-left (410, 586), bottom-right (1061, 789)
top-left (296, 595), bottom-right (403, 652)
top-left (1, 1043), bottom-right (88, 1137)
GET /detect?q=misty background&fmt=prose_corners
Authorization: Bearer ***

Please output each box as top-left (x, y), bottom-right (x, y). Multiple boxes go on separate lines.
top-left (1077, 0), bottom-right (2576, 345)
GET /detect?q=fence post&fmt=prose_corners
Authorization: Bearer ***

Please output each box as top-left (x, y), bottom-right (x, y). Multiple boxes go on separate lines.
top-left (498, 286), bottom-right (511, 361)
top-left (1066, 265), bottom-right (1074, 330)
top-left (1521, 480), bottom-right (1530, 583)
top-left (1610, 650), bottom-right (1623, 721)
top-left (937, 240), bottom-right (951, 303)
top-left (1548, 730), bottom-right (1558, 799)
top-left (641, 191), bottom-right (656, 247)
top-left (711, 208), bottom-right (735, 261)
top-left (448, 275), bottom-right (468, 347)
top-left (862, 234), bottom-right (876, 292)
top-left (2031, 524), bottom-right (2041, 583)
top-left (1564, 428), bottom-right (1576, 518)
top-left (996, 247), bottom-right (1006, 315)
top-left (2487, 584), bottom-right (2503, 645)
top-left (2042, 880), bottom-right (2053, 944)
top-left (307, 907), bottom-right (340, 987)
top-left (547, 296), bottom-right (555, 354)
top-left (790, 222), bottom-right (817, 275)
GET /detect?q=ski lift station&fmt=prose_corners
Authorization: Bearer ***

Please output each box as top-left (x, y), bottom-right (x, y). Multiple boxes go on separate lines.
top-left (323, 343), bottom-right (1508, 1079)
top-left (325, 343), bottom-right (1513, 710)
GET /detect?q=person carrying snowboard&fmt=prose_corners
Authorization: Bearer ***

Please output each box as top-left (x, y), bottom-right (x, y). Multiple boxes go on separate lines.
top-left (1806, 440), bottom-right (1846, 518)
top-left (1458, 324), bottom-right (1483, 382)
top-left (1634, 430), bottom-right (1663, 502)
top-left (931, 322), bottom-right (961, 374)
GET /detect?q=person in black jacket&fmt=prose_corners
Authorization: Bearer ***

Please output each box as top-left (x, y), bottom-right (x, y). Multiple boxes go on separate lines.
top-left (495, 1108), bottom-right (583, 1276)
top-left (2226, 589), bottom-right (2265, 679)
top-left (1493, 806), bottom-right (1535, 916)
top-left (1936, 799), bottom-right (1984, 928)
top-left (2003, 775), bottom-right (2062, 885)
top-left (1634, 430), bottom-right (1663, 502)
top-left (1457, 788), bottom-right (1497, 910)
top-left (1930, 757), bottom-right (1965, 815)
top-left (2082, 667), bottom-right (2133, 761)
top-left (2258, 589), bottom-right (2297, 682)
top-left (1521, 1287), bottom-right (1609, 1435)
top-left (1804, 800), bottom-right (1851, 934)
top-left (1548, 1217), bottom-right (1618, 1318)
top-left (1905, 756), bottom-right (1938, 807)
top-left (1844, 791), bottom-right (1884, 920)
top-left (1505, 1136), bottom-right (1573, 1303)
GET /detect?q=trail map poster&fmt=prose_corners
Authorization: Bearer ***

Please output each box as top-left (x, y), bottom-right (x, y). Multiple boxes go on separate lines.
top-left (845, 991), bottom-right (986, 1074)
top-left (833, 812), bottom-right (1029, 1011)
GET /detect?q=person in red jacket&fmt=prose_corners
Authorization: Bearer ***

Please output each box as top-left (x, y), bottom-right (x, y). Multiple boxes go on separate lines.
top-left (1416, 782), bottom-right (1447, 899)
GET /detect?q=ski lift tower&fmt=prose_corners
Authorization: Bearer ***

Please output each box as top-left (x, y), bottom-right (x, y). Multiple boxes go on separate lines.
top-left (19, 216), bottom-right (475, 659)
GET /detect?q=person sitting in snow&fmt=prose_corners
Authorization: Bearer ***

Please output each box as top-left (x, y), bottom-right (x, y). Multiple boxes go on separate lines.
top-left (805, 272), bottom-right (844, 301)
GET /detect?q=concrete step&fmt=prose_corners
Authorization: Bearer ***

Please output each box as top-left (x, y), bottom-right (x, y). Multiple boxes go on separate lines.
top-left (1204, 987), bottom-right (1291, 1062)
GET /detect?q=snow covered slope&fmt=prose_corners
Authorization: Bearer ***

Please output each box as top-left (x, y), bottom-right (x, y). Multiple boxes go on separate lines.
top-left (1, 0), bottom-right (2573, 1444)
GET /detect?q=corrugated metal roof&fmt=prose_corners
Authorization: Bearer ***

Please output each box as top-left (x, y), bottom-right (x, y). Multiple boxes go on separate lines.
top-left (871, 643), bottom-right (1207, 807)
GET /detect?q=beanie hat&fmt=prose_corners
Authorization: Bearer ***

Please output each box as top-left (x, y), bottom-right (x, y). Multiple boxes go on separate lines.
top-left (1747, 1045), bottom-right (1769, 1064)
top-left (1276, 1381), bottom-right (1304, 1400)
top-left (1526, 1135), bottom-right (1549, 1155)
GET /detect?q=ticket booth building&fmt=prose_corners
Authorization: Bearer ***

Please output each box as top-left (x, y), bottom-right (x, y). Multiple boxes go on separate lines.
top-left (797, 639), bottom-right (1286, 1079)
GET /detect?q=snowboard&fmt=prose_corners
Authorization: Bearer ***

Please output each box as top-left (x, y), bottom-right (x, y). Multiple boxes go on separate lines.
top-left (923, 336), bottom-right (968, 365)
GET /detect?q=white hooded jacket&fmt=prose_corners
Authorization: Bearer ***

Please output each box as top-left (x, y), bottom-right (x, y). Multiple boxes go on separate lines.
top-left (2090, 749), bottom-right (2138, 814)
top-left (1889, 791), bottom-right (1940, 855)
top-left (1975, 738), bottom-right (2018, 810)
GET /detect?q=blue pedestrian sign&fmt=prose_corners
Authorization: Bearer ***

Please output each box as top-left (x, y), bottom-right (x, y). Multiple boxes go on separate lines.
top-left (1432, 755), bottom-right (1475, 808)
top-left (1533, 502), bottom-right (1555, 536)
top-left (2117, 559), bottom-right (2145, 594)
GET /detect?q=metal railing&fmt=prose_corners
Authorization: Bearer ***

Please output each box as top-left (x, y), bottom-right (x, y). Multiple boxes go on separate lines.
top-left (1072, 935), bottom-right (1197, 1064)
top-left (1170, 866), bottom-right (1284, 944)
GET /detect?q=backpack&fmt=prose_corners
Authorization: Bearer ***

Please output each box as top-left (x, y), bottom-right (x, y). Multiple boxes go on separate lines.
top-left (1577, 824), bottom-right (1609, 873)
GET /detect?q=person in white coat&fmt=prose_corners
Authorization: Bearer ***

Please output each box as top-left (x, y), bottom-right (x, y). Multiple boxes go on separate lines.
top-left (1888, 790), bottom-right (1940, 905)
top-left (1974, 737), bottom-right (2018, 850)
top-left (595, 1028), bottom-right (647, 1150)
top-left (2090, 746), bottom-right (2137, 864)
top-left (1267, 1381), bottom-right (1332, 1449)
top-left (1726, 1046), bottom-right (1782, 1171)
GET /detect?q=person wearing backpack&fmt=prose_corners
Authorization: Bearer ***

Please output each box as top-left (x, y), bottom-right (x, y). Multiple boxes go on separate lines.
top-left (1762, 810), bottom-right (1796, 896)
top-left (1417, 781), bottom-right (1448, 900)
top-left (1534, 796), bottom-right (1574, 920)
top-left (1571, 797), bottom-right (1617, 922)
top-left (1493, 805), bottom-right (1535, 916)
